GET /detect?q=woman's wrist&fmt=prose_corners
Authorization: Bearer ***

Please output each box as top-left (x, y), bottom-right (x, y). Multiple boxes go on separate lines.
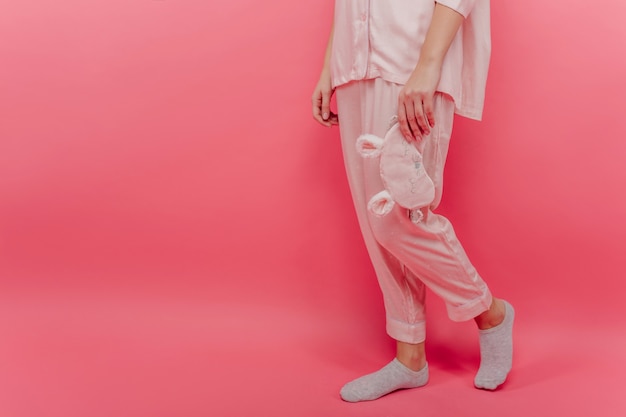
top-left (416, 53), bottom-right (445, 69)
top-left (319, 60), bottom-right (332, 77)
top-left (410, 58), bottom-right (442, 81)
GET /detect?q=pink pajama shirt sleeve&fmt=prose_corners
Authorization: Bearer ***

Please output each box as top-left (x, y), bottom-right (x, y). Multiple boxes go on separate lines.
top-left (434, 0), bottom-right (477, 18)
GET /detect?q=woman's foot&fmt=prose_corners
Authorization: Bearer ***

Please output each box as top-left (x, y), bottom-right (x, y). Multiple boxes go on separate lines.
top-left (340, 341), bottom-right (428, 402)
top-left (474, 299), bottom-right (515, 390)
top-left (340, 359), bottom-right (428, 402)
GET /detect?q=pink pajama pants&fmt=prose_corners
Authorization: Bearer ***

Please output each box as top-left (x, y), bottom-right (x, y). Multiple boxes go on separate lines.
top-left (335, 78), bottom-right (492, 344)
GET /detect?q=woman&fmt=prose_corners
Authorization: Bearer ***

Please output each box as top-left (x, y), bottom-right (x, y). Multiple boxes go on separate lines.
top-left (311, 0), bottom-right (514, 402)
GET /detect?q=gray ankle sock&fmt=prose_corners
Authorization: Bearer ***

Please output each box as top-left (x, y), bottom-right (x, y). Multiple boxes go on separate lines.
top-left (340, 359), bottom-right (428, 402)
top-left (474, 300), bottom-right (515, 390)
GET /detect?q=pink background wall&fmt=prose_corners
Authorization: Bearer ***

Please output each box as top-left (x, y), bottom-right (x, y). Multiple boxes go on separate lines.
top-left (1, 1), bottom-right (625, 416)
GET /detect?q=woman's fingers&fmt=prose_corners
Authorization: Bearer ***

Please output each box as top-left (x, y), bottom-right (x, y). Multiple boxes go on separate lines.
top-left (406, 101), bottom-right (423, 141)
top-left (414, 97), bottom-right (431, 136)
top-left (312, 85), bottom-right (338, 127)
top-left (422, 95), bottom-right (435, 131)
top-left (398, 95), bottom-right (424, 141)
top-left (311, 91), bottom-right (330, 127)
top-left (398, 90), bottom-right (436, 141)
top-left (321, 88), bottom-right (331, 122)
top-left (320, 88), bottom-right (339, 125)
top-left (397, 101), bottom-right (413, 141)
top-left (311, 91), bottom-right (324, 123)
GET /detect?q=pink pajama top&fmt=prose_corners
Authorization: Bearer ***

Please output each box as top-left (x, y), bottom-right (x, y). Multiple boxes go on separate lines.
top-left (330, 0), bottom-right (491, 120)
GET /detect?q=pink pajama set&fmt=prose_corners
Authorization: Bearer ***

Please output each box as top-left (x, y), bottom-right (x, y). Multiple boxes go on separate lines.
top-left (330, 0), bottom-right (493, 344)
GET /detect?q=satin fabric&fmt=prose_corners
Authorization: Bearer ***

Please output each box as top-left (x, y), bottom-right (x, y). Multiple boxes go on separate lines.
top-left (330, 0), bottom-right (491, 120)
top-left (336, 78), bottom-right (492, 344)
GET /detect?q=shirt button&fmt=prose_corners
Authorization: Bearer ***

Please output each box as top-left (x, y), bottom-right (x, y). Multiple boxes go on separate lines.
top-left (361, 13), bottom-right (367, 22)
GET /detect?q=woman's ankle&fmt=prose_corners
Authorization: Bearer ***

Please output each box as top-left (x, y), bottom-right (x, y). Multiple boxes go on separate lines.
top-left (474, 298), bottom-right (506, 330)
top-left (396, 341), bottom-right (427, 371)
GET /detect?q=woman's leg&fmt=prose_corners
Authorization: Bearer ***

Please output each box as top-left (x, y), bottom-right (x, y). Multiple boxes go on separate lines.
top-left (336, 79), bottom-right (429, 346)
top-left (334, 78), bottom-right (512, 401)
top-left (337, 78), bottom-right (495, 342)
top-left (353, 82), bottom-right (513, 391)
top-left (335, 79), bottom-right (431, 402)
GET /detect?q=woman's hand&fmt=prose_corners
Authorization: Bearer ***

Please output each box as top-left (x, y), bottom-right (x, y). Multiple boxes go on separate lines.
top-left (312, 69), bottom-right (339, 127)
top-left (397, 61), bottom-right (441, 142)
top-left (397, 3), bottom-right (464, 142)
